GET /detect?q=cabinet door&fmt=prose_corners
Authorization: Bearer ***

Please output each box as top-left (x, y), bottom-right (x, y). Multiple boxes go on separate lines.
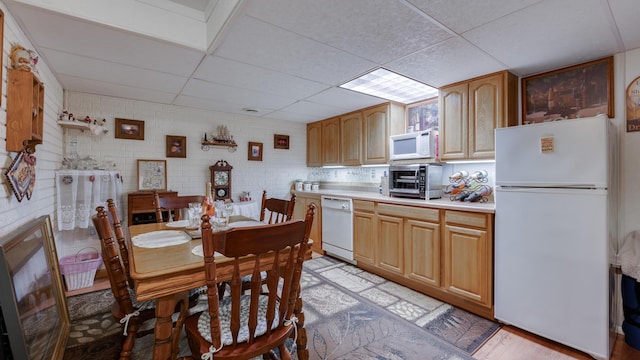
top-left (443, 222), bottom-right (491, 307)
top-left (405, 219), bottom-right (440, 287)
top-left (377, 214), bottom-right (404, 275)
top-left (469, 73), bottom-right (501, 159)
top-left (354, 209), bottom-right (376, 265)
top-left (340, 112), bottom-right (362, 165)
top-left (322, 117), bottom-right (341, 165)
top-left (306, 122), bottom-right (322, 167)
top-left (294, 197), bottom-right (322, 254)
top-left (362, 104), bottom-right (388, 164)
top-left (439, 83), bottom-right (468, 160)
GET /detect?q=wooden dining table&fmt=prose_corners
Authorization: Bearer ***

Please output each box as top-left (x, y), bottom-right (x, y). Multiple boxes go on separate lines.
top-left (127, 215), bottom-right (310, 360)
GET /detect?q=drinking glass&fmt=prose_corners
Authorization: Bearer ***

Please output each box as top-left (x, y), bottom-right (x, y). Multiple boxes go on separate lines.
top-left (188, 202), bottom-right (202, 228)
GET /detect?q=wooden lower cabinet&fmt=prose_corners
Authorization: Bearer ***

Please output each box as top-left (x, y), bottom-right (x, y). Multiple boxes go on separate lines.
top-left (354, 200), bottom-right (376, 265)
top-left (293, 193), bottom-right (322, 254)
top-left (377, 213), bottom-right (404, 275)
top-left (443, 210), bottom-right (492, 308)
top-left (354, 202), bottom-right (494, 320)
top-left (405, 218), bottom-right (440, 287)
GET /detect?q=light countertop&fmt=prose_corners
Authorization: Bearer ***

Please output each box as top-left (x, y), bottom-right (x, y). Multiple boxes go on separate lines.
top-left (294, 189), bottom-right (495, 214)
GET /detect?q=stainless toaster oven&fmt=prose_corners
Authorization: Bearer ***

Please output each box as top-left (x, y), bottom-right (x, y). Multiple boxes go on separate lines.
top-left (388, 164), bottom-right (442, 199)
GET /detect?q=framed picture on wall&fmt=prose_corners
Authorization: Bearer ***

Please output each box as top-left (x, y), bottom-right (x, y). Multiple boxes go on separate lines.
top-left (166, 135), bottom-right (186, 158)
top-left (406, 97), bottom-right (438, 132)
top-left (274, 134), bottom-right (289, 149)
top-left (115, 118), bottom-right (145, 140)
top-left (522, 56), bottom-right (614, 124)
top-left (137, 159), bottom-right (167, 190)
top-left (248, 142), bottom-right (263, 161)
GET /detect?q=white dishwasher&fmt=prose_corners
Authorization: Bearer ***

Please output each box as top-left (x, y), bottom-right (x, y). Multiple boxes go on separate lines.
top-left (321, 196), bottom-right (355, 264)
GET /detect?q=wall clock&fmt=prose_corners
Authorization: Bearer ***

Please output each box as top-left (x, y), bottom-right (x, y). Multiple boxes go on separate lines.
top-left (210, 159), bottom-right (232, 201)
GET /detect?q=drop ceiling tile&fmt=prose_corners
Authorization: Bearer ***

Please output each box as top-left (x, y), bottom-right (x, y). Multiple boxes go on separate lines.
top-left (12, 4), bottom-right (204, 77)
top-left (244, 0), bottom-right (452, 64)
top-left (306, 87), bottom-right (386, 110)
top-left (463, 0), bottom-right (622, 76)
top-left (215, 15), bottom-right (377, 85)
top-left (174, 94), bottom-right (256, 115)
top-left (261, 109), bottom-right (324, 123)
top-left (181, 78), bottom-right (295, 110)
top-left (58, 74), bottom-right (178, 104)
top-left (387, 37), bottom-right (507, 88)
top-left (406, 0), bottom-right (543, 33)
top-left (194, 56), bottom-right (329, 99)
top-left (610, 0), bottom-right (640, 51)
top-left (43, 49), bottom-right (189, 93)
top-left (271, 100), bottom-right (351, 122)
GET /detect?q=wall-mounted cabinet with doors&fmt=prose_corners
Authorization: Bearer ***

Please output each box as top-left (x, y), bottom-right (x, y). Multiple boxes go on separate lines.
top-left (306, 102), bottom-right (405, 167)
top-left (353, 200), bottom-right (494, 319)
top-left (6, 69), bottom-right (44, 153)
top-left (439, 70), bottom-right (517, 161)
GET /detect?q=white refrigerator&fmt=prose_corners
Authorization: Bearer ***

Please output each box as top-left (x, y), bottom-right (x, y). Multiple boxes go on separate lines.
top-left (494, 115), bottom-right (617, 360)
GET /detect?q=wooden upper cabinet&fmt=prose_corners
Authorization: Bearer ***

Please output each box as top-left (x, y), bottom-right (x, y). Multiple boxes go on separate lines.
top-left (6, 69), bottom-right (44, 152)
top-left (306, 121), bottom-right (322, 167)
top-left (340, 112), bottom-right (363, 165)
top-left (322, 117), bottom-right (341, 165)
top-left (439, 83), bottom-right (468, 161)
top-left (363, 104), bottom-right (389, 164)
top-left (439, 70), bottom-right (516, 161)
top-left (307, 102), bottom-right (405, 166)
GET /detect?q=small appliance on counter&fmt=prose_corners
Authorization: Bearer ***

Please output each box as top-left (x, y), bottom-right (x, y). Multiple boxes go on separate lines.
top-left (389, 129), bottom-right (438, 160)
top-left (388, 164), bottom-right (442, 199)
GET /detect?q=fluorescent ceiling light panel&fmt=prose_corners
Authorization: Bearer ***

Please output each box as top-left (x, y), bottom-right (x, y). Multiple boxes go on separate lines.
top-left (339, 68), bottom-right (439, 104)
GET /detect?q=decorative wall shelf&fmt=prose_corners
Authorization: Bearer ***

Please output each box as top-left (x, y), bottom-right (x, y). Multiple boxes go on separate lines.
top-left (201, 140), bottom-right (237, 152)
top-left (57, 120), bottom-right (90, 131)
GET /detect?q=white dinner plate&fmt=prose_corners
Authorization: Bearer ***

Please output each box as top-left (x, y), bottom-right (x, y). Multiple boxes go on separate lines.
top-left (191, 244), bottom-right (224, 258)
top-left (165, 220), bottom-right (190, 228)
top-left (132, 230), bottom-right (191, 248)
top-left (226, 220), bottom-right (264, 228)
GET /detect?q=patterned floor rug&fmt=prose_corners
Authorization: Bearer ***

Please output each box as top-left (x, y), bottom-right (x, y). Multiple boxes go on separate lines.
top-left (64, 256), bottom-right (500, 359)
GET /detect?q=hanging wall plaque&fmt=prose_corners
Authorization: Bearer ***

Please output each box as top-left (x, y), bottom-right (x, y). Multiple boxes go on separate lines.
top-left (4, 150), bottom-right (36, 202)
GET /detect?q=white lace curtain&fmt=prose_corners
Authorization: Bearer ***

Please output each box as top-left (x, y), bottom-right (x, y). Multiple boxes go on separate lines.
top-left (56, 170), bottom-right (123, 230)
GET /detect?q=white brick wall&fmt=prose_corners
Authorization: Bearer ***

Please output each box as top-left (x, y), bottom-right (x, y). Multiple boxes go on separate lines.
top-left (65, 91), bottom-right (309, 225)
top-left (0, 2), bottom-right (65, 239)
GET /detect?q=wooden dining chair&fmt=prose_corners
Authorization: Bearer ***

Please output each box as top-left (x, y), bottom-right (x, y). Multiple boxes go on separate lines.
top-left (93, 206), bottom-right (190, 360)
top-left (154, 191), bottom-right (205, 222)
top-left (183, 203), bottom-right (316, 360)
top-left (260, 190), bottom-right (296, 224)
top-left (107, 198), bottom-right (134, 287)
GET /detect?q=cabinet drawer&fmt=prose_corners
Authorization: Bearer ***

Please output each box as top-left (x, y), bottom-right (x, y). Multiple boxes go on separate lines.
top-left (445, 210), bottom-right (488, 229)
top-left (353, 200), bottom-right (375, 212)
top-left (377, 203), bottom-right (439, 222)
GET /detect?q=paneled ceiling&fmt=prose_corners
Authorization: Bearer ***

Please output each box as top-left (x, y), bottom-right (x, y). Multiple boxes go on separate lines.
top-left (4, 0), bottom-right (638, 123)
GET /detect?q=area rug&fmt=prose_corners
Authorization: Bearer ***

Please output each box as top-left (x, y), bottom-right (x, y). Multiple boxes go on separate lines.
top-left (64, 256), bottom-right (500, 359)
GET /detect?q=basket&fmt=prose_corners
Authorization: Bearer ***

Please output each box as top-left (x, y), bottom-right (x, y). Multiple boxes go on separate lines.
top-left (59, 247), bottom-right (102, 291)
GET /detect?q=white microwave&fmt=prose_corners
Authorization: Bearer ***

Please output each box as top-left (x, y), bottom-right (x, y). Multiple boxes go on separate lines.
top-left (389, 130), bottom-right (438, 160)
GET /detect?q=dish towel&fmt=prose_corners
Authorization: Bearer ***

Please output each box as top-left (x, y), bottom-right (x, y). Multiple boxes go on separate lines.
top-left (131, 230), bottom-right (191, 248)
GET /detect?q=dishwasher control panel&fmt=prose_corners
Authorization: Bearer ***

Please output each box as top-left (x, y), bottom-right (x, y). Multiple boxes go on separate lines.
top-left (321, 196), bottom-right (353, 211)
